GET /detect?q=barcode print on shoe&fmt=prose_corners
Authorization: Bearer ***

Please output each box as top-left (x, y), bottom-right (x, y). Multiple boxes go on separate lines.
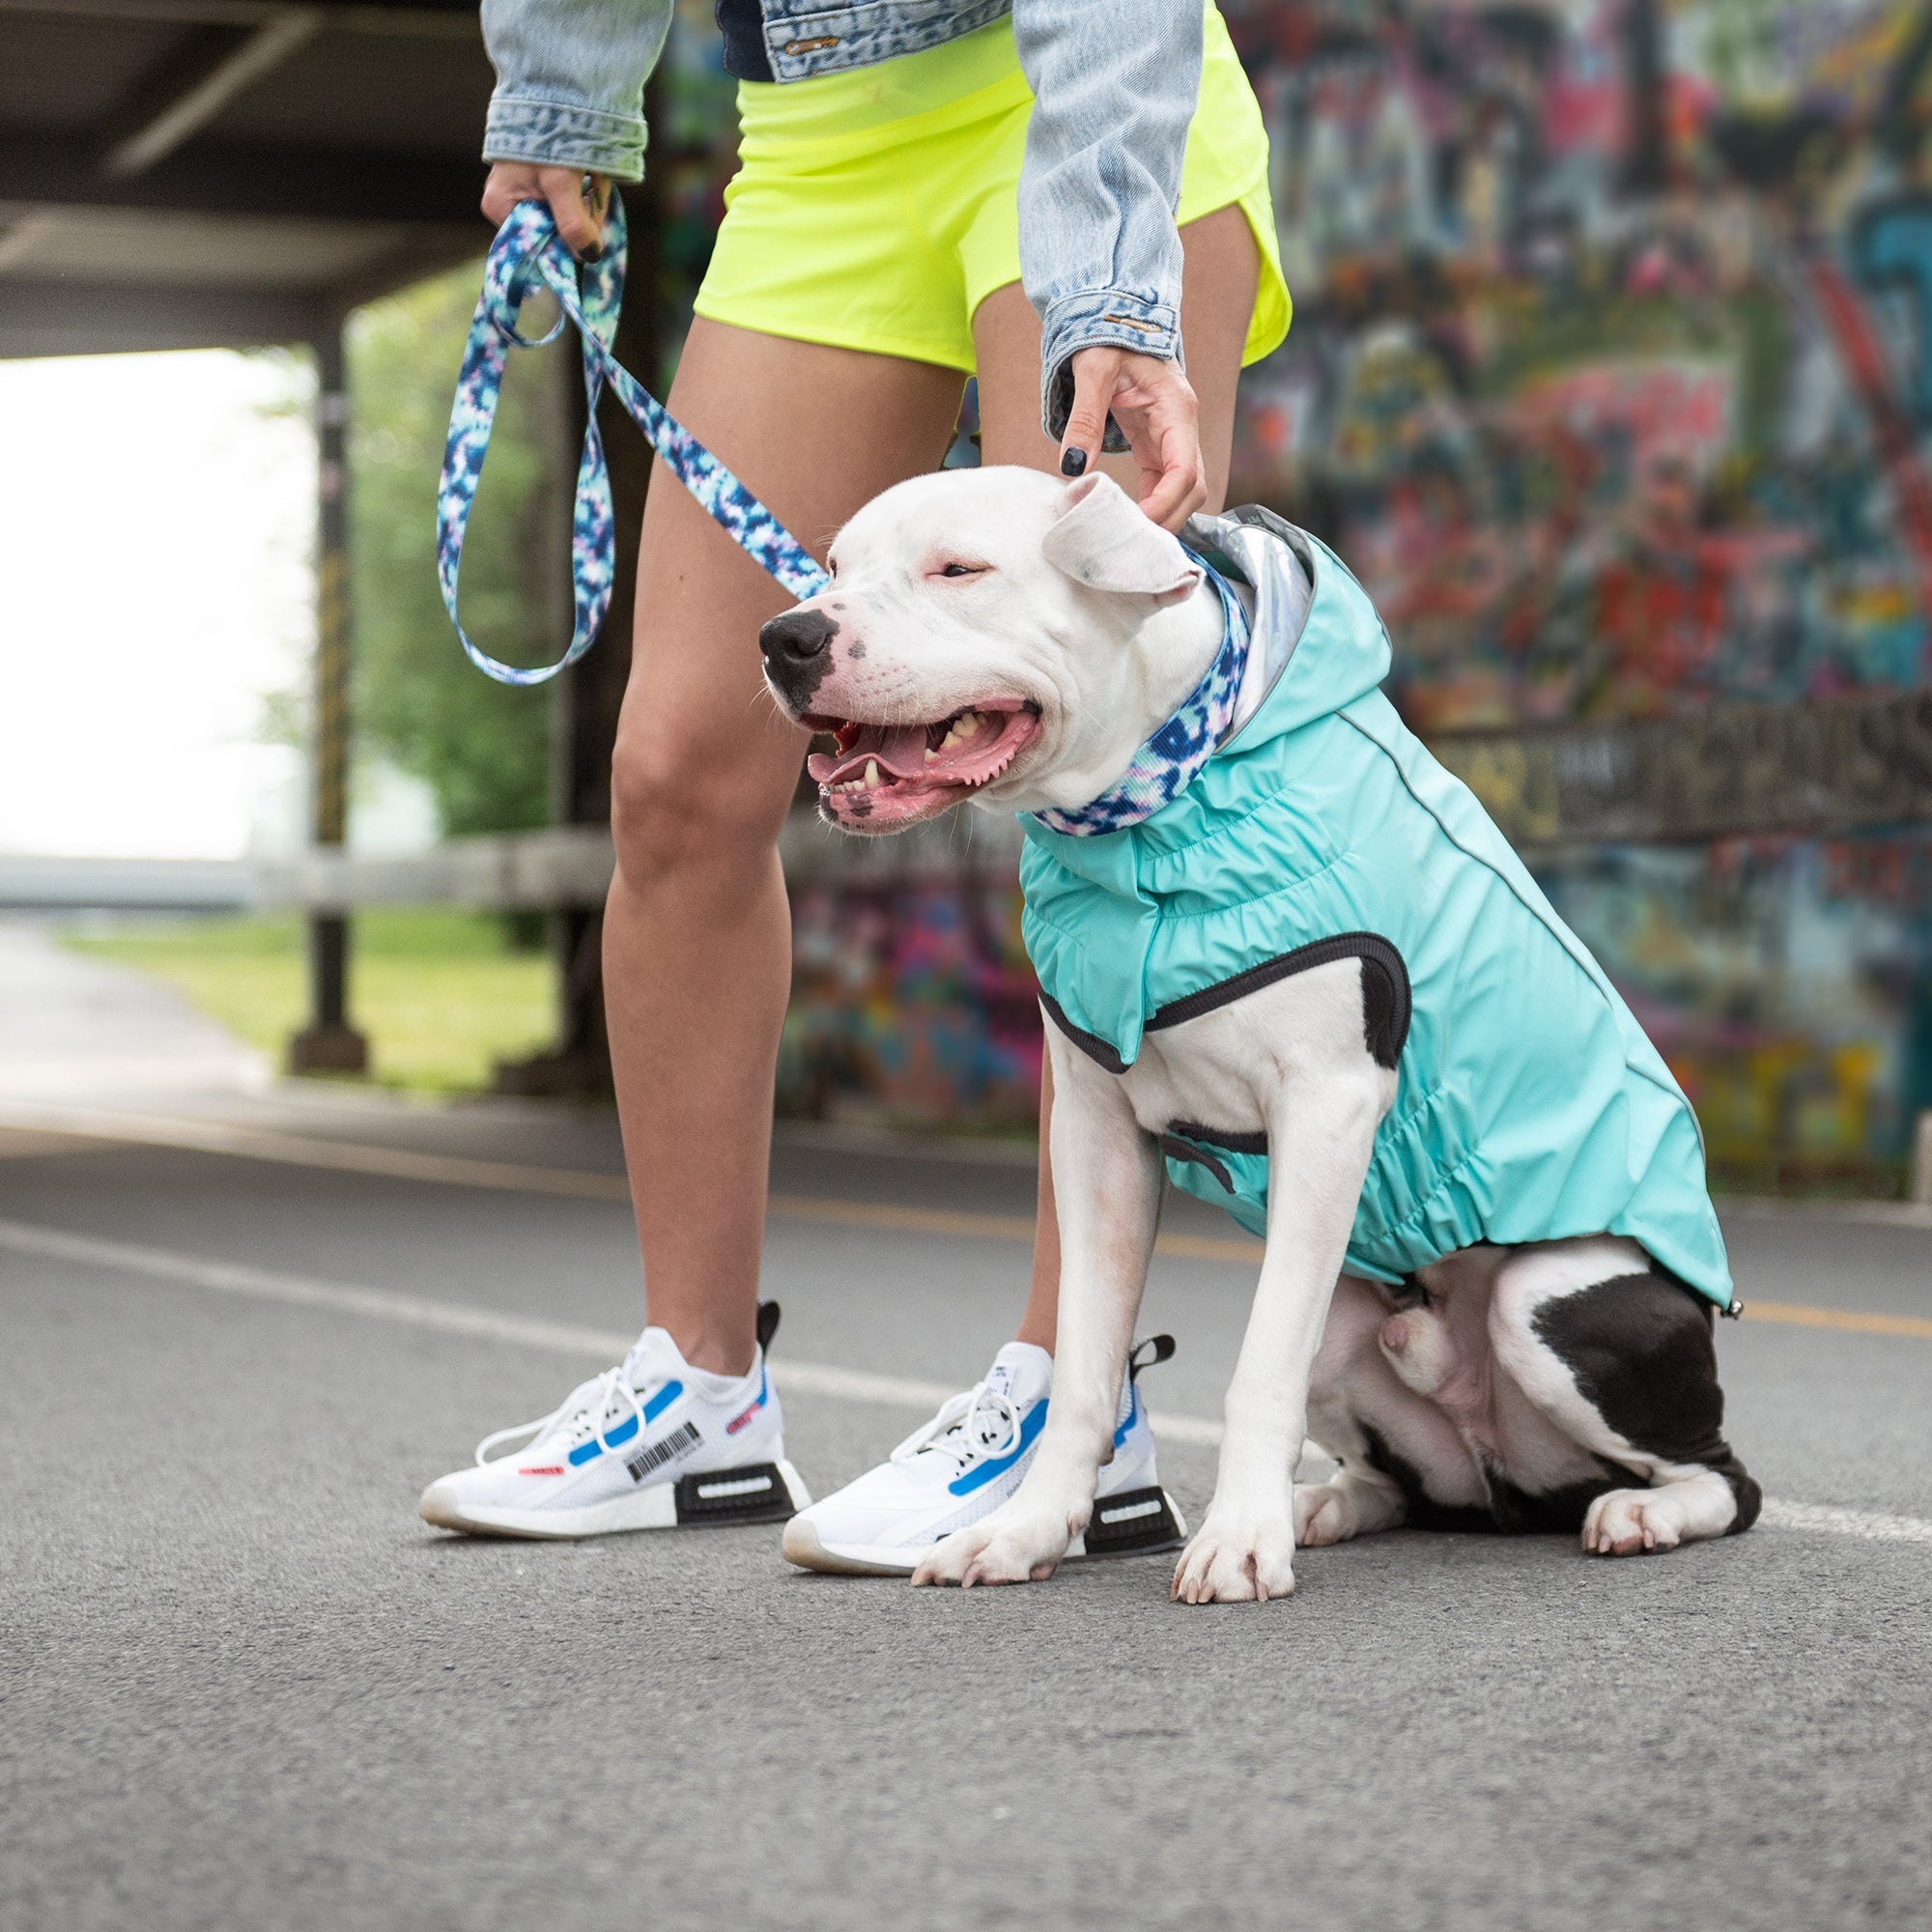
top-left (626, 1420), bottom-right (701, 1484)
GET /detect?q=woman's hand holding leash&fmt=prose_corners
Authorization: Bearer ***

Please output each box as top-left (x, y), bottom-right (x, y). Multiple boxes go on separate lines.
top-left (482, 162), bottom-right (611, 259)
top-left (1059, 345), bottom-right (1208, 532)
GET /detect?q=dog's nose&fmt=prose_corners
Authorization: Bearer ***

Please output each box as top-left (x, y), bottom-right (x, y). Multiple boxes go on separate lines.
top-left (758, 608), bottom-right (837, 666)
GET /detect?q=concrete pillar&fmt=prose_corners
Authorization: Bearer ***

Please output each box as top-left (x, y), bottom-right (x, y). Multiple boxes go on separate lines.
top-left (289, 315), bottom-right (370, 1076)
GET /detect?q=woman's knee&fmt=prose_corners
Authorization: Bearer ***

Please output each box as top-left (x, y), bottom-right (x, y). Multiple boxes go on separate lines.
top-left (609, 714), bottom-right (799, 894)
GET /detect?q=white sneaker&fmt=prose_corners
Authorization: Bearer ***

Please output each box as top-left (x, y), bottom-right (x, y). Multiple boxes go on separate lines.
top-left (419, 1304), bottom-right (810, 1540)
top-left (780, 1337), bottom-right (1186, 1575)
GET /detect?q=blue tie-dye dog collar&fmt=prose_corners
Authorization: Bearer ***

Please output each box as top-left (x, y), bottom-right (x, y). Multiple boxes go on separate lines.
top-left (1028, 561), bottom-right (1252, 838)
top-left (439, 193), bottom-right (830, 687)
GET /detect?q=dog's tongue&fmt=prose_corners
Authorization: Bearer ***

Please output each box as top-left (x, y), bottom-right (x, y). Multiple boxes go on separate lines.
top-left (867, 724), bottom-right (933, 779)
top-left (805, 723), bottom-right (930, 784)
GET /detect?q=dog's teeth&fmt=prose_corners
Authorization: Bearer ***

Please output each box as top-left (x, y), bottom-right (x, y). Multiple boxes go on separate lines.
top-left (923, 747), bottom-right (937, 763)
top-left (864, 759), bottom-right (880, 787)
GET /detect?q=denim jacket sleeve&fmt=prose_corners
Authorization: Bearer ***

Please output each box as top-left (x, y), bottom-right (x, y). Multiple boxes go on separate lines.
top-left (1012, 0), bottom-right (1203, 443)
top-left (479, 0), bottom-right (671, 184)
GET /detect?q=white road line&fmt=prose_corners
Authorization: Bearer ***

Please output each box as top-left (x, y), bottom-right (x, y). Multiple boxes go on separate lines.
top-left (1756, 1499), bottom-right (1932, 1545)
top-left (0, 1215), bottom-right (1194, 1438)
top-left (1, 1215), bottom-right (1920, 1540)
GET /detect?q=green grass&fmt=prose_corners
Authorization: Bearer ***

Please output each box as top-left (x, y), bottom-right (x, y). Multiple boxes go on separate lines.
top-left (66, 910), bottom-right (554, 1094)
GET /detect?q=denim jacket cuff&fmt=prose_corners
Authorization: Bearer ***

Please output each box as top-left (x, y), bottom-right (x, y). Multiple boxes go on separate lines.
top-left (1038, 290), bottom-right (1181, 446)
top-left (482, 95), bottom-right (646, 183)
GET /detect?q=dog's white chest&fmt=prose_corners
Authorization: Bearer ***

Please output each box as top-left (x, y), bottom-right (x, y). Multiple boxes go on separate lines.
top-left (1109, 958), bottom-right (1385, 1143)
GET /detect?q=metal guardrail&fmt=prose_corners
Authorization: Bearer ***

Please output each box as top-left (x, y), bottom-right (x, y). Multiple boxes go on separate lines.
top-left (250, 808), bottom-right (1027, 911)
top-left (0, 854), bottom-right (254, 912)
top-left (253, 827), bottom-right (616, 913)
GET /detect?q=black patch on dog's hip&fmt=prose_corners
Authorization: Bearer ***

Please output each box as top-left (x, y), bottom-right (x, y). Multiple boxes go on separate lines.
top-left (1531, 1266), bottom-right (1761, 1532)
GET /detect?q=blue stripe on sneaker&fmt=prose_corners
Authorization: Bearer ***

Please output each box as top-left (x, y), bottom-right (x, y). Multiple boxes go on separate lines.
top-left (1113, 1386), bottom-right (1138, 1450)
top-left (948, 1399), bottom-right (1047, 1496)
top-left (565, 1378), bottom-right (686, 1466)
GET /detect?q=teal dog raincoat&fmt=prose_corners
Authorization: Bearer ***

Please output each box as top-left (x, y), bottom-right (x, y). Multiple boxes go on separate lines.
top-left (1019, 508), bottom-right (1735, 1312)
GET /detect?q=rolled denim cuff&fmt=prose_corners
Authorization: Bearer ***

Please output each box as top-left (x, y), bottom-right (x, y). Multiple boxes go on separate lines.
top-left (1039, 290), bottom-right (1181, 448)
top-left (482, 95), bottom-right (646, 183)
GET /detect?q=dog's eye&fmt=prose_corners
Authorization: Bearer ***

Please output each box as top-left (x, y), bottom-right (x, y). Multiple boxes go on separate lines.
top-left (938, 561), bottom-right (987, 579)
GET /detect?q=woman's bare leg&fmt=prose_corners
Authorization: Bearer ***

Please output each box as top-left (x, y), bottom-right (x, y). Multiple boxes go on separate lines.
top-left (974, 202), bottom-right (1262, 1352)
top-left (604, 320), bottom-right (964, 1373)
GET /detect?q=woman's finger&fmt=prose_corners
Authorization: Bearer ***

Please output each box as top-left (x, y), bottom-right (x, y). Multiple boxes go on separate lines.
top-left (1059, 350), bottom-right (1122, 477)
top-left (1125, 374), bottom-right (1207, 529)
top-left (1138, 442), bottom-right (1205, 529)
top-left (539, 165), bottom-right (608, 259)
top-left (480, 161), bottom-right (542, 224)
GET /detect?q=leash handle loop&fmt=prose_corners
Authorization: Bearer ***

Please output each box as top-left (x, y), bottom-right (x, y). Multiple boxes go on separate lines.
top-left (439, 192), bottom-right (830, 688)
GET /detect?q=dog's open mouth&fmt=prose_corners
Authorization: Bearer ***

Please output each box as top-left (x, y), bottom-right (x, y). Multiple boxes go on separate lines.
top-left (803, 701), bottom-right (1042, 831)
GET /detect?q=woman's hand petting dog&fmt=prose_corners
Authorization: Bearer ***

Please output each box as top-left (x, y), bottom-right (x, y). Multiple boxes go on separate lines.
top-left (1061, 345), bottom-right (1207, 532)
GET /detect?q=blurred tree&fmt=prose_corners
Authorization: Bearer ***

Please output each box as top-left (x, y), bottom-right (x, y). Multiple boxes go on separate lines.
top-left (347, 266), bottom-right (570, 837)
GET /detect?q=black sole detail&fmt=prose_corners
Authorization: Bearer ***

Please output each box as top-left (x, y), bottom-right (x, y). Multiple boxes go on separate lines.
top-left (1084, 1487), bottom-right (1185, 1556)
top-left (673, 1464), bottom-right (796, 1526)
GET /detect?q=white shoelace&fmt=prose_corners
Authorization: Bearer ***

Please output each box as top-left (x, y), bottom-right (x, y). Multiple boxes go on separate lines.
top-left (892, 1378), bottom-right (1025, 1472)
top-left (474, 1364), bottom-right (646, 1467)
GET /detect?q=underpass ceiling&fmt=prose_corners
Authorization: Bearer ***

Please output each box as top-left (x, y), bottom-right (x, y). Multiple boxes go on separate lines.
top-left (0, 0), bottom-right (496, 355)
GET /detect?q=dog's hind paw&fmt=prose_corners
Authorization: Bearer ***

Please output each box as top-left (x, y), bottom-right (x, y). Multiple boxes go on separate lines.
top-left (1293, 1482), bottom-right (1357, 1547)
top-left (1172, 1510), bottom-right (1297, 1605)
top-left (1581, 1487), bottom-right (1687, 1556)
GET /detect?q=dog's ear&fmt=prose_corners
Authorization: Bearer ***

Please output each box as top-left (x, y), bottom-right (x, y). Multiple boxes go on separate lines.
top-left (1040, 473), bottom-right (1203, 605)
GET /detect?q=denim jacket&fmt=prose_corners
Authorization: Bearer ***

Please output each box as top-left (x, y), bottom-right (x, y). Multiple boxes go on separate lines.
top-left (478, 0), bottom-right (1204, 438)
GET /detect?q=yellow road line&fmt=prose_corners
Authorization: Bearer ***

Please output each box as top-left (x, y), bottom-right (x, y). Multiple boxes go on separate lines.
top-left (1738, 1300), bottom-right (1932, 1341)
top-left (3, 1102), bottom-right (1927, 1331)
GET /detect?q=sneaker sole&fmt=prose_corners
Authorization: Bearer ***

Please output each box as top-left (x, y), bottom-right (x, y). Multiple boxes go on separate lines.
top-left (781, 1485), bottom-right (1189, 1577)
top-left (419, 1459), bottom-right (811, 1540)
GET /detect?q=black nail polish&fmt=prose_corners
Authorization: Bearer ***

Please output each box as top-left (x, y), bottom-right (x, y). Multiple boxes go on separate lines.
top-left (582, 242), bottom-right (604, 262)
top-left (1060, 446), bottom-right (1089, 477)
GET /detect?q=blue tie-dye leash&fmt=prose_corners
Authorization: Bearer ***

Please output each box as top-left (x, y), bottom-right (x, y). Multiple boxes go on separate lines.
top-left (438, 192), bottom-right (829, 687)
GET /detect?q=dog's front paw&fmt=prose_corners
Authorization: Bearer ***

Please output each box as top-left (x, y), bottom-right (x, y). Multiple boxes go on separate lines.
top-left (1172, 1509), bottom-right (1297, 1605)
top-left (1581, 1487), bottom-right (1688, 1556)
top-left (912, 1505), bottom-right (1081, 1588)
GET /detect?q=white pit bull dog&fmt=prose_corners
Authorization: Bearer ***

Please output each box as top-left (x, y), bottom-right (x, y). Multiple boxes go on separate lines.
top-left (759, 467), bottom-right (1758, 1605)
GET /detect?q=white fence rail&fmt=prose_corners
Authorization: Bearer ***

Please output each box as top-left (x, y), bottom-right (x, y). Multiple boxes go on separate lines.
top-left (2, 810), bottom-right (1027, 916)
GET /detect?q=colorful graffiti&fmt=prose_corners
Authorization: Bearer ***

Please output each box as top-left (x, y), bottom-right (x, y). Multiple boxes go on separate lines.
top-left (780, 876), bottom-right (1042, 1129)
top-left (1224, 0), bottom-right (1932, 730)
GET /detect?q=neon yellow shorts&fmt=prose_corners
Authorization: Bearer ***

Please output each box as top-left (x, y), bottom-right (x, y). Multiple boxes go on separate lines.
top-left (693, 5), bottom-right (1290, 375)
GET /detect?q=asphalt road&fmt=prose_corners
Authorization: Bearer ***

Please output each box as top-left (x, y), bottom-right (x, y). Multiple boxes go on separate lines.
top-left (3, 1092), bottom-right (1930, 1932)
